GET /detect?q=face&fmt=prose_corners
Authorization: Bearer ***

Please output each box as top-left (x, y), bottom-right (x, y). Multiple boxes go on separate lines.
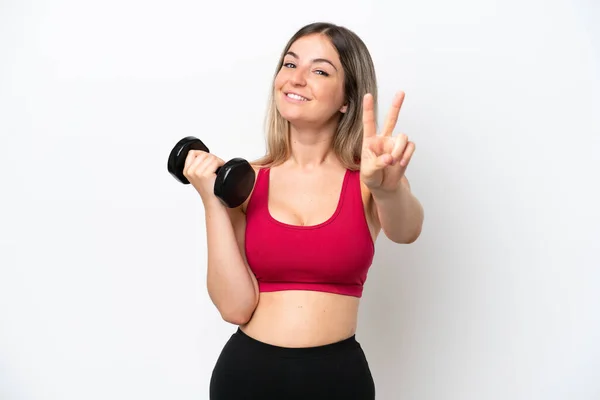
top-left (274, 33), bottom-right (347, 128)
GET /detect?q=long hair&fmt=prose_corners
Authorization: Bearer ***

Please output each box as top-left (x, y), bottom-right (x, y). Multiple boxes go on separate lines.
top-left (253, 22), bottom-right (378, 170)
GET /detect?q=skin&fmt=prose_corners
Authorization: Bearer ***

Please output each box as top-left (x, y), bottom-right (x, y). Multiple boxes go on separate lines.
top-left (183, 33), bottom-right (424, 347)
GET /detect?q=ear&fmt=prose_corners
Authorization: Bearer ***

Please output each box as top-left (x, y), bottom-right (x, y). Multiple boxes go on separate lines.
top-left (339, 103), bottom-right (348, 113)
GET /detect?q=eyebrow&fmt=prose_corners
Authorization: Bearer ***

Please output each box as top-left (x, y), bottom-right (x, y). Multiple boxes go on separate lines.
top-left (285, 51), bottom-right (338, 71)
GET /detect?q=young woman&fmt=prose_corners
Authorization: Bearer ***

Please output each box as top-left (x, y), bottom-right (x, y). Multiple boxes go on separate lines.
top-left (183, 22), bottom-right (424, 400)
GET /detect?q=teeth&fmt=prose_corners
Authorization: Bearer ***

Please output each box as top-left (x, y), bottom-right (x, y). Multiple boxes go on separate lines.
top-left (287, 93), bottom-right (307, 101)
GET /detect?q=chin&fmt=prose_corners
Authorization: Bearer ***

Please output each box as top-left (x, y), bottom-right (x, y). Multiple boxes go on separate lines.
top-left (276, 99), bottom-right (304, 123)
top-left (278, 109), bottom-right (301, 122)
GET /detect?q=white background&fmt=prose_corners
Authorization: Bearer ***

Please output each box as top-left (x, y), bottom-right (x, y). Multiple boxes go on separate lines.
top-left (1, 0), bottom-right (599, 399)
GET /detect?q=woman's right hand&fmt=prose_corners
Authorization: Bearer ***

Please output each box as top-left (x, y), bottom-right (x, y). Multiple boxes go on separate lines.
top-left (183, 150), bottom-right (225, 206)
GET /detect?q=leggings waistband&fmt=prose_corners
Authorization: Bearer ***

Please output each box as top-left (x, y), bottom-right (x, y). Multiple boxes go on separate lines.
top-left (233, 327), bottom-right (360, 358)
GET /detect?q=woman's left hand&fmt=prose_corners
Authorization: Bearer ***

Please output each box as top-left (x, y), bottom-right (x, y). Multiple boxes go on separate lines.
top-left (360, 91), bottom-right (415, 193)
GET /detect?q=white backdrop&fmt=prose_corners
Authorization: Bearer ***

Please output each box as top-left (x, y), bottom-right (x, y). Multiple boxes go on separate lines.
top-left (1, 0), bottom-right (599, 399)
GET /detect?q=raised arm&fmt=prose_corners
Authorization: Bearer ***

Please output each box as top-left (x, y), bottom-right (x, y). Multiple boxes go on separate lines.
top-left (184, 150), bottom-right (259, 325)
top-left (360, 91), bottom-right (424, 244)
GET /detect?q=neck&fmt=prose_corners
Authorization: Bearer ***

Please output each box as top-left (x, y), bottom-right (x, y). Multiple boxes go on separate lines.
top-left (287, 121), bottom-right (338, 169)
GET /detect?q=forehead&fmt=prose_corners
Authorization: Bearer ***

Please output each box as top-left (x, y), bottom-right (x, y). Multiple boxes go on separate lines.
top-left (286, 34), bottom-right (340, 63)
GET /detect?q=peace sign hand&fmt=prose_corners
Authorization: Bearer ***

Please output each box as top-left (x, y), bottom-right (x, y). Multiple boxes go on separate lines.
top-left (360, 91), bottom-right (415, 193)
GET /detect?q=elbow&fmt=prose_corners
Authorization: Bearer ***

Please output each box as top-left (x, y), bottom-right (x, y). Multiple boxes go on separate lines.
top-left (217, 297), bottom-right (258, 326)
top-left (406, 223), bottom-right (423, 243)
top-left (388, 229), bottom-right (421, 244)
top-left (220, 307), bottom-right (254, 325)
top-left (208, 278), bottom-right (259, 326)
top-left (221, 312), bottom-right (252, 326)
top-left (403, 228), bottom-right (422, 244)
top-left (400, 210), bottom-right (424, 244)
top-left (387, 221), bottom-right (423, 244)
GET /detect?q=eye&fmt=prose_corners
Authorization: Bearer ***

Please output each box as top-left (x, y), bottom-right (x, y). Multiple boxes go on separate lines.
top-left (283, 62), bottom-right (296, 68)
top-left (315, 70), bottom-right (330, 77)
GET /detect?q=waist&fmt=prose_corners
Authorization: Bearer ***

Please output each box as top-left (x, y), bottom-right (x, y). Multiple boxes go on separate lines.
top-left (240, 290), bottom-right (360, 347)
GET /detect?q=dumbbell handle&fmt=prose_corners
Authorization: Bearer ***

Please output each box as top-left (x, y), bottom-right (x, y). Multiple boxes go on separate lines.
top-left (183, 138), bottom-right (229, 178)
top-left (168, 136), bottom-right (255, 208)
top-left (181, 138), bottom-right (226, 177)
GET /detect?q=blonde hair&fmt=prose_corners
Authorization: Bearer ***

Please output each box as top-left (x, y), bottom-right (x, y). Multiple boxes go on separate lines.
top-left (253, 22), bottom-right (378, 171)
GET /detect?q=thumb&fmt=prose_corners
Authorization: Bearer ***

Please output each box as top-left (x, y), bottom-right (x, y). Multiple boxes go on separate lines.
top-left (374, 153), bottom-right (393, 169)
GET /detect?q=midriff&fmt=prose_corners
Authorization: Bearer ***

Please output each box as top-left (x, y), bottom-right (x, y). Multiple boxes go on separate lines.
top-left (240, 290), bottom-right (360, 348)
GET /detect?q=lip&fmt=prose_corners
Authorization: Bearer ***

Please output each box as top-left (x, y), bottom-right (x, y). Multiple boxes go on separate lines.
top-left (283, 91), bottom-right (310, 102)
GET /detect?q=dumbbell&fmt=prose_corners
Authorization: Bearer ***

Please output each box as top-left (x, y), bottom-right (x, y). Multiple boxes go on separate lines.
top-left (167, 136), bottom-right (255, 208)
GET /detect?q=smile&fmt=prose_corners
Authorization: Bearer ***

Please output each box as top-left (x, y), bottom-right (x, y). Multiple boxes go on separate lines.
top-left (285, 92), bottom-right (309, 101)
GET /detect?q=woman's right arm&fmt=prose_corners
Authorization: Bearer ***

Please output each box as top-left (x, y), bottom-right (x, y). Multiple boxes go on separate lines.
top-left (204, 198), bottom-right (259, 325)
top-left (183, 149), bottom-right (259, 325)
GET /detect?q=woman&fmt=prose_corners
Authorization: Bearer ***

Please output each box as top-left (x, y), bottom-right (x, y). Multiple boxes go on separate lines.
top-left (183, 22), bottom-right (424, 399)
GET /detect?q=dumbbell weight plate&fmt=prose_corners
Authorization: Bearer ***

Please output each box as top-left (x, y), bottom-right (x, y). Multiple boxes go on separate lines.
top-left (214, 158), bottom-right (255, 208)
top-left (167, 136), bottom-right (209, 184)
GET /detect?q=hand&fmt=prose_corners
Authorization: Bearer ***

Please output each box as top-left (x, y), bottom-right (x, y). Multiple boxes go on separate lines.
top-left (360, 91), bottom-right (415, 193)
top-left (183, 150), bottom-right (225, 204)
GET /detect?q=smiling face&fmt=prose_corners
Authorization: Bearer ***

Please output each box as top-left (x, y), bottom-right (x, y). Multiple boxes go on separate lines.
top-left (274, 33), bottom-right (347, 129)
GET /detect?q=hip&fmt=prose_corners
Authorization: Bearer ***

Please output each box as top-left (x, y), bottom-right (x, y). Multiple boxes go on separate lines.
top-left (210, 327), bottom-right (375, 400)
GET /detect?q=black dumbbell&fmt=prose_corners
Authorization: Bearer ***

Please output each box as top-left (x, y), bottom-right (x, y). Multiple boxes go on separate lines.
top-left (167, 136), bottom-right (255, 208)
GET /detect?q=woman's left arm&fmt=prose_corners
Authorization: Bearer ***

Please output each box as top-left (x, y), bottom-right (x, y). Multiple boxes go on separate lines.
top-left (360, 91), bottom-right (424, 243)
top-left (370, 176), bottom-right (424, 243)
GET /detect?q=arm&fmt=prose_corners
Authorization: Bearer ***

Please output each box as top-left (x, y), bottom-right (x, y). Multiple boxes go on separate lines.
top-left (204, 197), bottom-right (259, 325)
top-left (360, 92), bottom-right (423, 243)
top-left (370, 175), bottom-right (424, 244)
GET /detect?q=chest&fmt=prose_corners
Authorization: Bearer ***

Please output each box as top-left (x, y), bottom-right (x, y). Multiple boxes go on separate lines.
top-left (244, 211), bottom-right (375, 289)
top-left (267, 171), bottom-right (346, 227)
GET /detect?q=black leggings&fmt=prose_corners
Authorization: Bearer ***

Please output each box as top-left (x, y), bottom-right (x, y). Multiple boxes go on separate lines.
top-left (209, 328), bottom-right (376, 399)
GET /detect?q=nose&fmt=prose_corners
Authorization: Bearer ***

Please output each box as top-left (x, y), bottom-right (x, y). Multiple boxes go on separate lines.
top-left (290, 66), bottom-right (307, 86)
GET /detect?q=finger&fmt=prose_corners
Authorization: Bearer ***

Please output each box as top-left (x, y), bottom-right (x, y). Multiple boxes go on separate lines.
top-left (197, 156), bottom-right (223, 176)
top-left (374, 153), bottom-right (393, 169)
top-left (184, 149), bottom-right (205, 171)
top-left (362, 93), bottom-right (376, 139)
top-left (383, 136), bottom-right (396, 154)
top-left (184, 151), bottom-right (209, 178)
top-left (367, 136), bottom-right (386, 156)
top-left (381, 91), bottom-right (405, 137)
top-left (390, 134), bottom-right (409, 163)
top-left (399, 141), bottom-right (415, 167)
top-left (183, 150), bottom-right (196, 172)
